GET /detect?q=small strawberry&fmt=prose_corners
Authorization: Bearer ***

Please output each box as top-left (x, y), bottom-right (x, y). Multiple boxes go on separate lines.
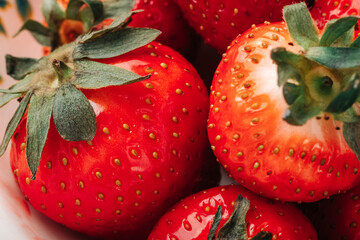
top-left (1, 13), bottom-right (210, 238)
top-left (19, 0), bottom-right (197, 57)
top-left (311, 0), bottom-right (360, 30)
top-left (208, 2), bottom-right (360, 202)
top-left (148, 185), bottom-right (318, 240)
top-left (174, 0), bottom-right (314, 52)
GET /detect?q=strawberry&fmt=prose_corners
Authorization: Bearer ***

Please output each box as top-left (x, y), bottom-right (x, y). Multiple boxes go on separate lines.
top-left (1, 13), bottom-right (210, 238)
top-left (311, 0), bottom-right (360, 30)
top-left (148, 185), bottom-right (318, 240)
top-left (174, 0), bottom-right (314, 52)
top-left (207, 2), bottom-right (360, 202)
top-left (20, 0), bottom-right (197, 57)
top-left (301, 184), bottom-right (360, 240)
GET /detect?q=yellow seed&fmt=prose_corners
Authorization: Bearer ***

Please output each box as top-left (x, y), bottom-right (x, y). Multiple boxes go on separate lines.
top-left (155, 173), bottom-right (161, 178)
top-left (79, 181), bottom-right (84, 189)
top-left (182, 108), bottom-right (188, 113)
top-left (149, 133), bottom-right (156, 140)
top-left (95, 208), bottom-right (101, 213)
top-left (14, 169), bottom-right (19, 177)
top-left (225, 121), bottom-right (232, 127)
top-left (41, 186), bottom-right (47, 193)
top-left (114, 159), bottom-right (121, 166)
top-left (176, 89), bottom-right (183, 95)
top-left (75, 199), bottom-right (81, 206)
top-left (98, 193), bottom-right (104, 200)
top-left (172, 116), bottom-right (178, 123)
top-left (41, 204), bottom-right (46, 210)
top-left (145, 98), bottom-right (153, 105)
top-left (87, 141), bottom-right (93, 146)
top-left (59, 214), bottom-right (63, 218)
top-left (185, 82), bottom-right (191, 87)
top-left (205, 206), bottom-right (210, 212)
top-left (143, 114), bottom-right (150, 120)
top-left (103, 127), bottom-right (110, 135)
top-left (76, 213), bottom-right (82, 218)
top-left (122, 124), bottom-right (130, 131)
top-left (152, 152), bottom-right (159, 159)
top-left (221, 96), bottom-right (227, 101)
top-left (60, 182), bottom-right (66, 190)
top-left (118, 196), bottom-right (124, 202)
top-left (46, 161), bottom-right (52, 169)
top-left (160, 63), bottom-right (168, 69)
top-left (136, 190), bottom-right (142, 195)
top-left (173, 132), bottom-right (179, 138)
top-left (150, 53), bottom-right (157, 57)
top-left (237, 152), bottom-right (243, 157)
top-left (116, 210), bottom-right (121, 215)
top-left (145, 83), bottom-right (154, 89)
top-left (254, 162), bottom-right (260, 169)
top-left (25, 177), bottom-right (30, 185)
top-left (234, 8), bottom-right (239, 14)
top-left (172, 149), bottom-right (177, 155)
top-left (72, 147), bottom-right (78, 155)
top-left (131, 149), bottom-right (138, 157)
top-left (95, 171), bottom-right (102, 179)
top-left (272, 34), bottom-right (279, 40)
top-left (62, 157), bottom-right (68, 166)
top-left (58, 202), bottom-right (64, 208)
top-left (215, 135), bottom-right (221, 141)
top-left (134, 202), bottom-right (140, 207)
top-left (147, 44), bottom-right (154, 48)
top-left (200, 25), bottom-right (204, 31)
top-left (154, 190), bottom-right (159, 194)
top-left (115, 179), bottom-right (121, 186)
top-left (20, 143), bottom-right (26, 151)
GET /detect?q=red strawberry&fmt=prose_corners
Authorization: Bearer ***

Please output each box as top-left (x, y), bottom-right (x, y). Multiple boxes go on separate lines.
top-left (311, 0), bottom-right (360, 30)
top-left (302, 184), bottom-right (360, 240)
top-left (1, 15), bottom-right (210, 239)
top-left (148, 185), bottom-right (318, 240)
top-left (174, 0), bottom-right (314, 52)
top-left (207, 3), bottom-right (360, 202)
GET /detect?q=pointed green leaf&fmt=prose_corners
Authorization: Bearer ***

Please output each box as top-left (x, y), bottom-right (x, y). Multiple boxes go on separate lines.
top-left (251, 232), bottom-right (273, 240)
top-left (351, 36), bottom-right (360, 48)
top-left (16, 0), bottom-right (31, 21)
top-left (15, 20), bottom-right (52, 46)
top-left (306, 47), bottom-right (360, 69)
top-left (343, 122), bottom-right (360, 161)
top-left (276, 63), bottom-right (300, 87)
top-left (320, 16), bottom-right (358, 47)
top-left (0, 74), bottom-right (32, 108)
top-left (283, 95), bottom-right (322, 126)
top-left (26, 92), bottom-right (55, 179)
top-left (0, 0), bottom-right (9, 8)
top-left (73, 59), bottom-right (149, 89)
top-left (207, 206), bottom-right (223, 240)
top-left (326, 74), bottom-right (360, 113)
top-left (102, 0), bottom-right (134, 19)
top-left (283, 2), bottom-right (319, 50)
top-left (53, 82), bottom-right (96, 141)
top-left (73, 27), bottom-right (161, 60)
top-left (216, 194), bottom-right (249, 240)
top-left (41, 0), bottom-right (65, 30)
top-left (0, 90), bottom-right (33, 156)
top-left (66, 0), bottom-right (103, 26)
top-left (6, 55), bottom-right (38, 80)
top-left (0, 18), bottom-right (6, 35)
top-left (334, 106), bottom-right (360, 123)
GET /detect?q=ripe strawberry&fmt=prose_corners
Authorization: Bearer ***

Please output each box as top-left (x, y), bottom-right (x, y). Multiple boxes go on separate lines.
top-left (174, 0), bottom-right (313, 52)
top-left (148, 185), bottom-right (318, 240)
top-left (311, 0), bottom-right (360, 30)
top-left (1, 14), bottom-right (210, 238)
top-left (208, 3), bottom-right (360, 202)
top-left (301, 184), bottom-right (360, 240)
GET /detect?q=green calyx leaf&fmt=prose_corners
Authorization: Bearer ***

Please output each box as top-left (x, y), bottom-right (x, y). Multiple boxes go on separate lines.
top-left (343, 122), bottom-right (360, 161)
top-left (14, 19), bottom-right (52, 46)
top-left (215, 194), bottom-right (250, 240)
top-left (251, 232), bottom-right (273, 240)
top-left (207, 206), bottom-right (223, 240)
top-left (306, 47), bottom-right (360, 69)
top-left (102, 0), bottom-right (134, 20)
top-left (283, 2), bottom-right (319, 50)
top-left (52, 59), bottom-right (75, 83)
top-left (6, 55), bottom-right (38, 80)
top-left (325, 74), bottom-right (360, 113)
top-left (0, 74), bottom-right (33, 108)
top-left (53, 82), bottom-right (96, 141)
top-left (320, 16), bottom-right (358, 47)
top-left (73, 59), bottom-right (149, 89)
top-left (0, 90), bottom-right (33, 156)
top-left (41, 0), bottom-right (65, 31)
top-left (66, 0), bottom-right (103, 31)
top-left (73, 27), bottom-right (161, 60)
top-left (26, 92), bottom-right (55, 179)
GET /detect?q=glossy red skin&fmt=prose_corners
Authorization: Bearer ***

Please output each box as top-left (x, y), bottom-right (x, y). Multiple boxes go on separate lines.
top-left (311, 0), bottom-right (360, 30)
top-left (303, 184), bottom-right (360, 240)
top-left (174, 0), bottom-right (311, 52)
top-left (207, 22), bottom-right (360, 203)
top-left (148, 185), bottom-right (318, 240)
top-left (10, 42), bottom-right (209, 238)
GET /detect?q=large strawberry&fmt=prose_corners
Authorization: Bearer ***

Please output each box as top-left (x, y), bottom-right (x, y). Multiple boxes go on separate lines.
top-left (19, 0), bottom-right (197, 57)
top-left (174, 0), bottom-right (314, 52)
top-left (301, 184), bottom-right (360, 240)
top-left (0, 12), bottom-right (210, 239)
top-left (311, 0), bottom-right (360, 30)
top-left (208, 2), bottom-right (360, 203)
top-left (148, 185), bottom-right (318, 239)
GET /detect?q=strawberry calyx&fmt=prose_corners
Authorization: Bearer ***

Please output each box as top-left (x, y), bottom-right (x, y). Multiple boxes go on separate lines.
top-left (16, 0), bottom-right (135, 51)
top-left (207, 194), bottom-right (272, 240)
top-left (0, 12), bottom-right (160, 179)
top-left (271, 2), bottom-right (360, 160)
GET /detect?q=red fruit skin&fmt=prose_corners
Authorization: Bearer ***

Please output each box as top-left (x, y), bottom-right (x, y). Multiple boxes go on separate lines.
top-left (311, 0), bottom-right (360, 30)
top-left (302, 184), bottom-right (360, 240)
top-left (207, 22), bottom-right (360, 203)
top-left (174, 0), bottom-right (312, 52)
top-left (10, 42), bottom-right (209, 238)
top-left (148, 185), bottom-right (318, 240)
